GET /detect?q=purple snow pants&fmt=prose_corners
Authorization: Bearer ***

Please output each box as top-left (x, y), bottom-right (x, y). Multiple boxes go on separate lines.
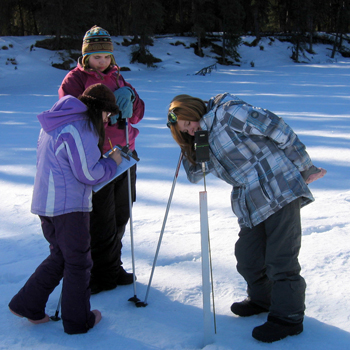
top-left (9, 212), bottom-right (96, 334)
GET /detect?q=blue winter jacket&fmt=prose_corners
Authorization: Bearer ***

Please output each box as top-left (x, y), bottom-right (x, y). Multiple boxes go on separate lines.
top-left (31, 95), bottom-right (117, 217)
top-left (183, 93), bottom-right (315, 228)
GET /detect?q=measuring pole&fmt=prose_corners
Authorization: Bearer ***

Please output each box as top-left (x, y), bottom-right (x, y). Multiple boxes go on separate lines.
top-left (195, 130), bottom-right (216, 346)
top-left (199, 154), bottom-right (215, 345)
top-left (199, 190), bottom-right (214, 346)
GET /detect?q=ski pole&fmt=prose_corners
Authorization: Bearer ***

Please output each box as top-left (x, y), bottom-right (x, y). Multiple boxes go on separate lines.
top-left (123, 118), bottom-right (140, 305)
top-left (50, 289), bottom-right (62, 321)
top-left (138, 151), bottom-right (183, 307)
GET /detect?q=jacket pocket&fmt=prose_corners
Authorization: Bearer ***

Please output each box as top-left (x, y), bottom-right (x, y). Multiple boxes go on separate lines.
top-left (245, 107), bottom-right (272, 134)
top-left (231, 186), bottom-right (252, 228)
top-left (259, 178), bottom-right (271, 200)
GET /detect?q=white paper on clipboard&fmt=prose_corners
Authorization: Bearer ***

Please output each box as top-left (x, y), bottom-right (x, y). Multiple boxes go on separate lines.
top-left (92, 146), bottom-right (138, 193)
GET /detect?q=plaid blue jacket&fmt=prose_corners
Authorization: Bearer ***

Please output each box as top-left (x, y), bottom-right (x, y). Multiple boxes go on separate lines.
top-left (183, 93), bottom-right (314, 228)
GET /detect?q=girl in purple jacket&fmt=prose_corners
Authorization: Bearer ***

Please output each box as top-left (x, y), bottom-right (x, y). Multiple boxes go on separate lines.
top-left (59, 26), bottom-right (145, 294)
top-left (9, 84), bottom-right (122, 334)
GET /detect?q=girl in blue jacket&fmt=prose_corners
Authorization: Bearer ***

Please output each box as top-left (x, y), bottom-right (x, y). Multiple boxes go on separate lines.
top-left (167, 93), bottom-right (326, 343)
top-left (9, 84), bottom-right (122, 334)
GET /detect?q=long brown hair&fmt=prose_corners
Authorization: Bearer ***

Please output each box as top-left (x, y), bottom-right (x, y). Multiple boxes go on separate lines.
top-left (78, 84), bottom-right (119, 155)
top-left (168, 94), bottom-right (207, 164)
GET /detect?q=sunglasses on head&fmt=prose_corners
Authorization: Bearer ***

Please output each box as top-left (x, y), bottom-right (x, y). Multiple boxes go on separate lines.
top-left (167, 110), bottom-right (177, 128)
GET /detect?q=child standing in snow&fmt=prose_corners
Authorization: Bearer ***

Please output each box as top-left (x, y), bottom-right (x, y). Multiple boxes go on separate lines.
top-left (166, 93), bottom-right (326, 343)
top-left (59, 25), bottom-right (145, 294)
top-left (9, 84), bottom-right (122, 334)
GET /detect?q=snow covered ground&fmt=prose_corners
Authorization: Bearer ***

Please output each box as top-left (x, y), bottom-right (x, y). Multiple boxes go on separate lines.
top-left (0, 34), bottom-right (349, 349)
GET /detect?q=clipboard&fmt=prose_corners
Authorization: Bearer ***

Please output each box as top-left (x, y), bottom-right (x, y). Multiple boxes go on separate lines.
top-left (92, 145), bottom-right (139, 192)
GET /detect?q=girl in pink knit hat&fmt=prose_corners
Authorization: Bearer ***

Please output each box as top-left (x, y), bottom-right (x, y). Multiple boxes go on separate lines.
top-left (59, 25), bottom-right (145, 295)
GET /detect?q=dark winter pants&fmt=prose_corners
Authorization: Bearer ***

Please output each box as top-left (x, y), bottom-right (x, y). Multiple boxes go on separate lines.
top-left (90, 161), bottom-right (137, 288)
top-left (8, 212), bottom-right (95, 334)
top-left (235, 198), bottom-right (306, 324)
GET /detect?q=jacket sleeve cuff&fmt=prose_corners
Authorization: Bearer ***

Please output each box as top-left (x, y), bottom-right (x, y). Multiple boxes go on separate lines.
top-left (301, 165), bottom-right (320, 180)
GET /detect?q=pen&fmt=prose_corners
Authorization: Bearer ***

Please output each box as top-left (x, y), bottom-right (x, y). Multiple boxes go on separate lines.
top-left (108, 137), bottom-right (114, 153)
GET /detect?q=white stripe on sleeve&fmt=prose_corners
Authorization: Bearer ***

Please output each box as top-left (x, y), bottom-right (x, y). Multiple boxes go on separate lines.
top-left (56, 124), bottom-right (95, 181)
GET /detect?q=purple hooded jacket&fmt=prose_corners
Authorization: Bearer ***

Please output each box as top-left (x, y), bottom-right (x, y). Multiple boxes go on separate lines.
top-left (31, 95), bottom-right (117, 217)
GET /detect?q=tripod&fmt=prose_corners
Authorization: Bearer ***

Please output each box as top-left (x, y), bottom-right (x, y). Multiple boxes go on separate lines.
top-left (139, 145), bottom-right (216, 345)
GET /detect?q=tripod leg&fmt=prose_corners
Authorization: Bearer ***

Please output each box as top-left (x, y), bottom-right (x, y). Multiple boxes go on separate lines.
top-left (140, 152), bottom-right (183, 307)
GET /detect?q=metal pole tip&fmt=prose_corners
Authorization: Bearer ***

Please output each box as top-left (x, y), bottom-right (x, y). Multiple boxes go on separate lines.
top-left (128, 295), bottom-right (140, 303)
top-left (135, 301), bottom-right (148, 307)
top-left (50, 315), bottom-right (61, 321)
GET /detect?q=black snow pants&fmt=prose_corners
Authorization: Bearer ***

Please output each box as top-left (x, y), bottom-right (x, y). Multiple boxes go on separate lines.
top-left (89, 161), bottom-right (136, 288)
top-left (235, 198), bottom-right (306, 324)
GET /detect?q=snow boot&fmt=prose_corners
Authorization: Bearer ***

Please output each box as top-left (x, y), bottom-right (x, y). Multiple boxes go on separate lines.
top-left (230, 297), bottom-right (269, 317)
top-left (116, 267), bottom-right (135, 285)
top-left (252, 316), bottom-right (303, 343)
top-left (90, 282), bottom-right (117, 295)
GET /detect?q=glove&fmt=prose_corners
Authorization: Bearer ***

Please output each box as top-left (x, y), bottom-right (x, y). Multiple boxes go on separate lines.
top-left (109, 114), bottom-right (120, 125)
top-left (114, 87), bottom-right (135, 120)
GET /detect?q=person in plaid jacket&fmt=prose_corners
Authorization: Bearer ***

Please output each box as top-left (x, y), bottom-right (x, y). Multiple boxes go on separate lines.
top-left (166, 93), bottom-right (326, 343)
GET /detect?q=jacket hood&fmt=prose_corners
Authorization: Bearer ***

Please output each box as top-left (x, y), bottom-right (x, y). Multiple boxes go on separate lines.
top-left (37, 95), bottom-right (88, 132)
top-left (201, 93), bottom-right (246, 131)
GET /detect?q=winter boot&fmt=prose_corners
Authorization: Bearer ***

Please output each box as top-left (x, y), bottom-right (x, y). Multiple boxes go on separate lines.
top-left (116, 266), bottom-right (136, 285)
top-left (230, 297), bottom-right (269, 317)
top-left (90, 267), bottom-right (135, 294)
top-left (90, 282), bottom-right (117, 295)
top-left (252, 316), bottom-right (303, 343)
